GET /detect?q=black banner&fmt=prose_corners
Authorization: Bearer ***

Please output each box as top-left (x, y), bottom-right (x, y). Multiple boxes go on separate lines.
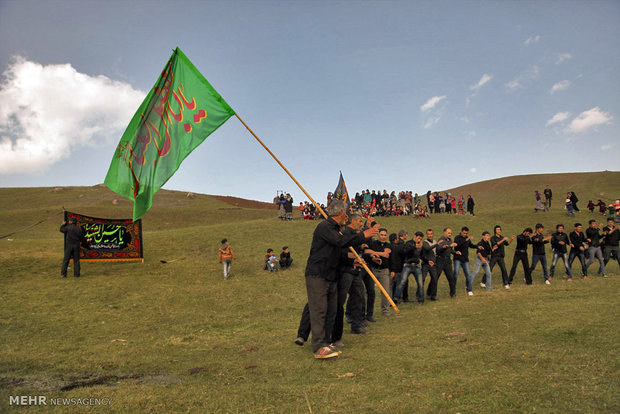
top-left (65, 211), bottom-right (143, 261)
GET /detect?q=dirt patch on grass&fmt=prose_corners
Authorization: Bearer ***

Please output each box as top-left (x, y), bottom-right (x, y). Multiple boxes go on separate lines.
top-left (0, 372), bottom-right (182, 392)
top-left (208, 195), bottom-right (276, 210)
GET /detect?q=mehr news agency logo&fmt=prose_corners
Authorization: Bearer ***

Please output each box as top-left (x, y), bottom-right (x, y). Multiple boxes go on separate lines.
top-left (9, 395), bottom-right (112, 406)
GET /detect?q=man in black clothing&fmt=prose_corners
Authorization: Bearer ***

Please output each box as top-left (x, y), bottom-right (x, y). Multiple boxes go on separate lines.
top-left (421, 229), bottom-right (439, 300)
top-left (60, 217), bottom-right (84, 278)
top-left (568, 223), bottom-right (587, 278)
top-left (331, 213), bottom-right (369, 346)
top-left (487, 225), bottom-right (515, 289)
top-left (529, 223), bottom-right (552, 284)
top-left (433, 227), bottom-right (457, 298)
top-left (603, 218), bottom-right (620, 269)
top-left (453, 226), bottom-right (478, 295)
top-left (585, 219), bottom-right (606, 277)
top-left (365, 228), bottom-right (392, 316)
top-left (389, 229), bottom-right (411, 302)
top-left (301, 200), bottom-right (378, 359)
top-left (394, 231), bottom-right (424, 304)
top-left (509, 228), bottom-right (533, 284)
top-left (549, 224), bottom-right (572, 280)
top-left (544, 186), bottom-right (553, 209)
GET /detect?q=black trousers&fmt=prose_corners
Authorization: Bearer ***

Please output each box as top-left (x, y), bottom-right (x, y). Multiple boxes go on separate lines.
top-left (361, 270), bottom-right (376, 318)
top-left (304, 275), bottom-right (338, 352)
top-left (280, 257), bottom-right (293, 269)
top-left (488, 256), bottom-right (509, 286)
top-left (296, 303), bottom-right (311, 342)
top-left (332, 271), bottom-right (365, 341)
top-left (432, 259), bottom-right (456, 297)
top-left (422, 264), bottom-right (438, 299)
top-left (509, 251), bottom-right (531, 284)
top-left (61, 243), bottom-right (81, 277)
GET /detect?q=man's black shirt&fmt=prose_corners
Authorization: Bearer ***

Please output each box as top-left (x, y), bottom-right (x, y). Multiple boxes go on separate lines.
top-left (586, 227), bottom-right (602, 247)
top-left (551, 232), bottom-right (569, 254)
top-left (453, 234), bottom-right (477, 262)
top-left (305, 217), bottom-right (365, 280)
top-left (490, 235), bottom-right (507, 257)
top-left (530, 233), bottom-right (548, 256)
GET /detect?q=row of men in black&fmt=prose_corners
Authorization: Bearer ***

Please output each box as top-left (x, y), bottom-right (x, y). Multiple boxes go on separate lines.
top-left (510, 218), bottom-right (619, 282)
top-left (295, 203), bottom-right (619, 359)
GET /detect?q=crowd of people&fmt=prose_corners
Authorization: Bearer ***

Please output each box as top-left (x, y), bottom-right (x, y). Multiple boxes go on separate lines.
top-left (294, 200), bottom-right (619, 359)
top-left (277, 189), bottom-right (476, 220)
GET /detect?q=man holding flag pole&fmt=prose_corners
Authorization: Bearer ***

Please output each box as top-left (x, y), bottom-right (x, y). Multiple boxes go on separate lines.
top-left (104, 48), bottom-right (398, 357)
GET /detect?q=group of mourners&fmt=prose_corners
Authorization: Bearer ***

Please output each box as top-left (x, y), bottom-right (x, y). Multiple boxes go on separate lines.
top-left (294, 199), bottom-right (620, 359)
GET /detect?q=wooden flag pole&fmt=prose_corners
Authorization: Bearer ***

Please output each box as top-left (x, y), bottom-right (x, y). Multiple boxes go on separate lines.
top-left (234, 113), bottom-right (400, 313)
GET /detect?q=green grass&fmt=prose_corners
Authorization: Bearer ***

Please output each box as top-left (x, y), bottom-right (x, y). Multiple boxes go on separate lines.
top-left (1, 172), bottom-right (619, 413)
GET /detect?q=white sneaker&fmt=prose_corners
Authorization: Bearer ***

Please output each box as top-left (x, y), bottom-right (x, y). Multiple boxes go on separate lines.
top-left (468, 291), bottom-right (474, 296)
top-left (545, 280), bottom-right (551, 285)
top-left (480, 283), bottom-right (486, 288)
top-left (504, 284), bottom-right (510, 289)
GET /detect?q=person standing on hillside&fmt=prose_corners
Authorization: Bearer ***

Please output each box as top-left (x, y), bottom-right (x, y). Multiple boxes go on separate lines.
top-left (453, 227), bottom-right (478, 295)
top-left (509, 228), bottom-right (533, 285)
top-left (603, 218), bottom-right (619, 270)
top-left (218, 239), bottom-right (237, 280)
top-left (472, 231), bottom-right (494, 291)
top-left (549, 225), bottom-right (572, 281)
top-left (568, 223), bottom-right (588, 279)
top-left (529, 224), bottom-right (552, 285)
top-left (284, 194), bottom-right (294, 220)
top-left (544, 186), bottom-right (553, 209)
top-left (421, 229), bottom-right (439, 301)
top-left (467, 195), bottom-right (475, 216)
top-left (302, 200), bottom-right (378, 359)
top-left (365, 228), bottom-right (392, 316)
top-left (487, 225), bottom-right (515, 289)
top-left (60, 217), bottom-right (84, 278)
top-left (585, 219), bottom-right (606, 277)
top-left (433, 228), bottom-right (457, 298)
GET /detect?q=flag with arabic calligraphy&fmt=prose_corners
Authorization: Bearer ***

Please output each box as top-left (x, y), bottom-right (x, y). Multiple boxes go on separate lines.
top-left (105, 47), bottom-right (235, 221)
top-left (332, 171), bottom-right (351, 211)
top-left (65, 211), bottom-right (143, 261)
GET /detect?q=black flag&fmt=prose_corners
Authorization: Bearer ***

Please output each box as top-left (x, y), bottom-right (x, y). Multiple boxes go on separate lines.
top-left (332, 171), bottom-right (351, 211)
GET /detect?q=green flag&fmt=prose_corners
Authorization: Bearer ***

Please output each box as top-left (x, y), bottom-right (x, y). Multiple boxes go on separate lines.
top-left (105, 47), bottom-right (235, 221)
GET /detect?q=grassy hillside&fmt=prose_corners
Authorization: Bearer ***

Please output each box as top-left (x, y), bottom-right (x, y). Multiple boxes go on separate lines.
top-left (1, 172), bottom-right (619, 413)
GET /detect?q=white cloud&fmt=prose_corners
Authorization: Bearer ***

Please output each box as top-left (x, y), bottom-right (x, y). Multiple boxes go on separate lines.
top-left (546, 112), bottom-right (571, 126)
top-left (420, 95), bottom-right (446, 112)
top-left (524, 35), bottom-right (541, 45)
top-left (470, 74), bottom-right (492, 91)
top-left (423, 115), bottom-right (441, 129)
top-left (506, 65), bottom-right (539, 92)
top-left (556, 53), bottom-right (572, 64)
top-left (547, 112), bottom-right (570, 125)
top-left (0, 57), bottom-right (145, 174)
top-left (470, 167), bottom-right (477, 173)
top-left (568, 107), bottom-right (613, 133)
top-left (505, 79), bottom-right (522, 91)
top-left (601, 144), bottom-right (614, 151)
top-left (550, 80), bottom-right (571, 94)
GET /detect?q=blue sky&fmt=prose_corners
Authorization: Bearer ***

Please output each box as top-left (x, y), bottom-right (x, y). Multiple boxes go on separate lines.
top-left (0, 0), bottom-right (618, 205)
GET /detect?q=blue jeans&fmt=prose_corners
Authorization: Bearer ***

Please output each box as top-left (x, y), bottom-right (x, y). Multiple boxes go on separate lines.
top-left (453, 260), bottom-right (473, 292)
top-left (568, 249), bottom-right (587, 276)
top-left (222, 260), bottom-right (232, 279)
top-left (550, 252), bottom-right (572, 279)
top-left (530, 254), bottom-right (549, 281)
top-left (394, 264), bottom-right (422, 302)
top-left (472, 257), bottom-right (493, 290)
